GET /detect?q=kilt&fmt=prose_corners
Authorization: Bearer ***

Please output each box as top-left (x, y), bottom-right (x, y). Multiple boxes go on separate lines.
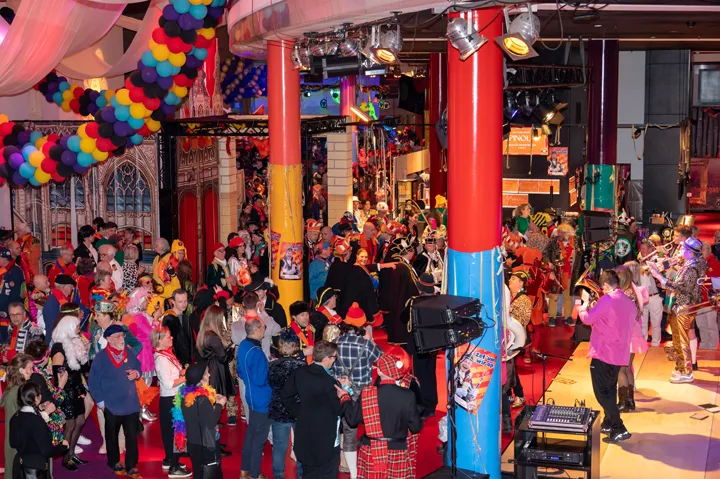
top-left (357, 434), bottom-right (418, 479)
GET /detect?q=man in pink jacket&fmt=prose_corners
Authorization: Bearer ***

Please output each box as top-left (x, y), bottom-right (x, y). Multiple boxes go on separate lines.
top-left (578, 270), bottom-right (635, 443)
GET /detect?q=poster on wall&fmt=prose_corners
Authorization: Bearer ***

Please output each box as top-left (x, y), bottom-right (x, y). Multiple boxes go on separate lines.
top-left (502, 127), bottom-right (549, 156)
top-left (278, 242), bottom-right (303, 280)
top-left (569, 175), bottom-right (578, 207)
top-left (452, 344), bottom-right (497, 414)
top-left (548, 146), bottom-right (568, 176)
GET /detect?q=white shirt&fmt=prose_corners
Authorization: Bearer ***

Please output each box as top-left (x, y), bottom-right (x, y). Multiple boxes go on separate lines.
top-left (109, 259), bottom-right (123, 291)
top-left (640, 272), bottom-right (659, 295)
top-left (154, 352), bottom-right (184, 397)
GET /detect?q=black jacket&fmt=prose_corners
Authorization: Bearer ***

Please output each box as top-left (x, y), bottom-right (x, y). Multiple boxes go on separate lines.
top-left (326, 261), bottom-right (380, 320)
top-left (73, 243), bottom-right (96, 266)
top-left (268, 357), bottom-right (305, 423)
top-left (162, 311), bottom-right (194, 366)
top-left (378, 261), bottom-right (419, 344)
top-left (10, 410), bottom-right (67, 470)
top-left (281, 363), bottom-right (343, 466)
top-left (264, 296), bottom-right (288, 329)
top-left (181, 395), bottom-right (223, 449)
top-left (197, 332), bottom-right (232, 397)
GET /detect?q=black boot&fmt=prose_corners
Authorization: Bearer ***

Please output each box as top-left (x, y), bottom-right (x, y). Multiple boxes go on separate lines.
top-left (627, 387), bottom-right (636, 411)
top-left (502, 415), bottom-right (513, 433)
top-left (617, 386), bottom-right (628, 412)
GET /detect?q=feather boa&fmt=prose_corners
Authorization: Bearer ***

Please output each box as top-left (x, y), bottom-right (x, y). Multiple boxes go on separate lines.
top-left (60, 335), bottom-right (90, 371)
top-left (172, 384), bottom-right (216, 452)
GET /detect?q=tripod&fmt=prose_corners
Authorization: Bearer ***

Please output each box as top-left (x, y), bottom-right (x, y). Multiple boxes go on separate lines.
top-left (531, 351), bottom-right (573, 405)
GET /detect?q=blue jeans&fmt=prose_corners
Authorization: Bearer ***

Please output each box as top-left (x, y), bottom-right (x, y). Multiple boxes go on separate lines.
top-left (272, 421), bottom-right (302, 479)
top-left (242, 410), bottom-right (271, 478)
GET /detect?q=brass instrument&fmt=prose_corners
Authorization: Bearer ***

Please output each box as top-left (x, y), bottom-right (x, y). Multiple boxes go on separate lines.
top-left (575, 266), bottom-right (602, 307)
top-left (675, 293), bottom-right (720, 316)
top-left (697, 276), bottom-right (714, 287)
top-left (641, 255), bottom-right (684, 275)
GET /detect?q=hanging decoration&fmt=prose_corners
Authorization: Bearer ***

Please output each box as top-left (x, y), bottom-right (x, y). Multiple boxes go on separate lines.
top-left (0, 0), bottom-right (227, 188)
top-left (219, 56), bottom-right (268, 105)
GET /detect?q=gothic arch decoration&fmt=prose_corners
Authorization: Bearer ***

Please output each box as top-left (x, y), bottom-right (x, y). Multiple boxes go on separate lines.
top-left (105, 162), bottom-right (152, 214)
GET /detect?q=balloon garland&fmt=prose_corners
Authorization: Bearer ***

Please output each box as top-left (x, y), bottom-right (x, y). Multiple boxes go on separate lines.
top-left (219, 57), bottom-right (268, 106)
top-left (0, 0), bottom-right (227, 188)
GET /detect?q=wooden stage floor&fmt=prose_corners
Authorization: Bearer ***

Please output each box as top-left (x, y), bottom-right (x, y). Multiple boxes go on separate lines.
top-left (501, 343), bottom-right (720, 478)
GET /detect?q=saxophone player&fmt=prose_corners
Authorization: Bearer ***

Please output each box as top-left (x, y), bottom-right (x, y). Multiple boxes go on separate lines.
top-left (649, 237), bottom-right (707, 383)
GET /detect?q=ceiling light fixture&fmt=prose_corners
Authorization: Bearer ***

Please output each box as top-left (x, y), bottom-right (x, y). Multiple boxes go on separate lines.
top-left (447, 12), bottom-right (488, 61)
top-left (290, 44), bottom-right (310, 71)
top-left (339, 36), bottom-right (362, 57)
top-left (495, 6), bottom-right (541, 61)
top-left (372, 22), bottom-right (402, 64)
top-left (350, 105), bottom-right (370, 122)
top-left (361, 26), bottom-right (382, 65)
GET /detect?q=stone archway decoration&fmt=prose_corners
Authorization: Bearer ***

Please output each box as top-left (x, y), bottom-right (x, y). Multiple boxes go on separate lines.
top-left (0, 0), bottom-right (226, 188)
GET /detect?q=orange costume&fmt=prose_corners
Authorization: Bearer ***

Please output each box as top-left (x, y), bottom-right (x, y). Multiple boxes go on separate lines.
top-left (17, 232), bottom-right (41, 284)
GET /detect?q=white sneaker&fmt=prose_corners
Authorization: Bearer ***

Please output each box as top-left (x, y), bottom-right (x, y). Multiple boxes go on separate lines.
top-left (77, 435), bottom-right (92, 446)
top-left (74, 446), bottom-right (84, 454)
top-left (670, 373), bottom-right (694, 384)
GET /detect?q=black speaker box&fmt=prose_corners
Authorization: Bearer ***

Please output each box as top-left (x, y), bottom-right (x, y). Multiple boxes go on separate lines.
top-left (583, 211), bottom-right (613, 230)
top-left (411, 295), bottom-right (481, 328)
top-left (411, 318), bottom-right (484, 354)
top-left (573, 319), bottom-right (592, 343)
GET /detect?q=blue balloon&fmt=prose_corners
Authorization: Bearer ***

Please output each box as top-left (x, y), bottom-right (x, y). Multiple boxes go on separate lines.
top-left (130, 134), bottom-right (144, 146)
top-left (18, 163), bottom-right (35, 179)
top-left (110, 96), bottom-right (120, 109)
top-left (127, 116), bottom-right (143, 130)
top-left (115, 105), bottom-right (130, 122)
top-left (156, 61), bottom-right (173, 78)
top-left (29, 131), bottom-right (42, 144)
top-left (96, 94), bottom-right (108, 109)
top-left (29, 177), bottom-right (40, 187)
top-left (171, 66), bottom-right (181, 76)
top-left (58, 81), bottom-right (70, 92)
top-left (141, 50), bottom-right (158, 68)
top-left (211, 0), bottom-right (225, 7)
top-left (22, 145), bottom-right (36, 160)
top-left (77, 152), bottom-right (94, 167)
top-left (171, 0), bottom-right (191, 14)
top-left (52, 92), bottom-right (63, 105)
top-left (189, 4), bottom-right (207, 20)
top-left (67, 135), bottom-right (82, 153)
top-left (164, 92), bottom-right (179, 105)
top-left (194, 48), bottom-right (208, 61)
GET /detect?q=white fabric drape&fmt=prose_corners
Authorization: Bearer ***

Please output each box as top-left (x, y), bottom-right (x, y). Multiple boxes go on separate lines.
top-left (0, 0), bottom-right (126, 96)
top-left (57, 0), bottom-right (163, 80)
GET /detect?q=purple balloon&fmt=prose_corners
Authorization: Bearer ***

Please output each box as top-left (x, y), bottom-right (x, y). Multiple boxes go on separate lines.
top-left (161, 102), bottom-right (175, 116)
top-left (8, 152), bottom-right (24, 169)
top-left (157, 76), bottom-right (174, 90)
top-left (44, 92), bottom-right (54, 102)
top-left (72, 163), bottom-right (89, 174)
top-left (12, 171), bottom-right (27, 186)
top-left (87, 103), bottom-right (99, 115)
top-left (57, 76), bottom-right (68, 84)
top-left (101, 107), bottom-right (117, 124)
top-left (59, 134), bottom-right (71, 150)
top-left (47, 82), bottom-right (59, 94)
top-left (17, 131), bottom-right (31, 146)
top-left (61, 150), bottom-right (77, 166)
top-left (208, 7), bottom-right (223, 20)
top-left (113, 121), bottom-right (132, 137)
top-left (163, 4), bottom-right (180, 21)
top-left (88, 90), bottom-right (100, 102)
top-left (178, 13), bottom-right (194, 31)
top-left (190, 17), bottom-right (203, 30)
top-left (142, 67), bottom-right (158, 83)
top-left (3, 145), bottom-right (19, 159)
top-left (185, 56), bottom-right (200, 69)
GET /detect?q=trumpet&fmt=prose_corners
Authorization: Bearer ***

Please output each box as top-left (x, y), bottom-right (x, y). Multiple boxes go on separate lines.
top-left (638, 250), bottom-right (659, 264)
top-left (575, 266), bottom-right (602, 307)
top-left (676, 293), bottom-right (720, 316)
top-left (642, 256), bottom-right (684, 275)
top-left (697, 276), bottom-right (717, 288)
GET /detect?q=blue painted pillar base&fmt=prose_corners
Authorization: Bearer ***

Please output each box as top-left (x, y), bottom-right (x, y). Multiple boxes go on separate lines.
top-left (445, 247), bottom-right (504, 479)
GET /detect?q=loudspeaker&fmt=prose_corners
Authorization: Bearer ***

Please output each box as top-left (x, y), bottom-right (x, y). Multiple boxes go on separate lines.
top-left (583, 211), bottom-right (613, 229)
top-left (411, 295), bottom-right (481, 328)
top-left (584, 228), bottom-right (613, 244)
top-left (411, 318), bottom-right (484, 354)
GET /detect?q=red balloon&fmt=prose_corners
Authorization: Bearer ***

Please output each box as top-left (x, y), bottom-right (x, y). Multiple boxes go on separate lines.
top-left (195, 35), bottom-right (210, 49)
top-left (73, 87), bottom-right (84, 98)
top-left (137, 125), bottom-right (152, 137)
top-left (47, 133), bottom-right (60, 143)
top-left (129, 87), bottom-right (145, 104)
top-left (85, 122), bottom-right (100, 139)
top-left (69, 99), bottom-right (80, 112)
top-left (181, 41), bottom-right (193, 54)
top-left (96, 138), bottom-right (114, 152)
top-left (174, 74), bottom-right (189, 87)
top-left (143, 97), bottom-right (161, 111)
top-left (125, 77), bottom-right (134, 90)
top-left (168, 37), bottom-right (185, 54)
top-left (152, 28), bottom-right (168, 45)
top-left (40, 158), bottom-right (55, 174)
top-left (42, 142), bottom-right (53, 155)
top-left (0, 122), bottom-right (14, 137)
top-left (51, 171), bottom-right (64, 183)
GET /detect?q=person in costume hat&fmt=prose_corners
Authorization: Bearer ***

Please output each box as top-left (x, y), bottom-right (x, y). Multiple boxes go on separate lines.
top-left (379, 238), bottom-right (420, 344)
top-left (227, 236), bottom-right (252, 288)
top-left (375, 202), bottom-right (389, 229)
top-left (0, 247), bottom-right (26, 343)
top-left (649, 236), bottom-right (707, 383)
top-left (250, 194), bottom-right (268, 228)
top-left (309, 242), bottom-right (334, 305)
top-left (305, 218), bottom-right (323, 264)
top-left (338, 346), bottom-right (423, 479)
top-left (206, 242), bottom-right (232, 295)
top-left (414, 230), bottom-right (444, 289)
top-left (245, 276), bottom-right (288, 329)
top-left (543, 223), bottom-right (580, 327)
top-left (250, 230), bottom-right (270, 278)
top-left (173, 361), bottom-right (227, 479)
top-left (281, 301), bottom-right (316, 364)
top-left (311, 286), bottom-right (342, 341)
top-left (42, 274), bottom-right (78, 344)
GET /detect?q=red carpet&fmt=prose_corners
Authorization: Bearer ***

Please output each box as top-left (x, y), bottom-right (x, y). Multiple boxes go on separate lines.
top-left (0, 325), bottom-right (576, 478)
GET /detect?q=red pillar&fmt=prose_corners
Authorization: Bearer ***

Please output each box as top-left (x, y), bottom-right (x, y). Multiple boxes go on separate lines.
top-left (267, 39), bottom-right (303, 311)
top-left (428, 53), bottom-right (448, 203)
top-left (340, 75), bottom-right (357, 116)
top-left (586, 39), bottom-right (619, 165)
top-left (448, 9), bottom-right (503, 253)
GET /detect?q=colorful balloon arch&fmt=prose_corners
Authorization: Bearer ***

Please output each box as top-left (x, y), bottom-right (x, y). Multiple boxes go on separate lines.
top-left (0, 0), bottom-right (226, 188)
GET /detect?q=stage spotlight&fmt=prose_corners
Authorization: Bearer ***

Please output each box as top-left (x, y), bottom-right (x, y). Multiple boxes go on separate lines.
top-left (504, 93), bottom-right (521, 122)
top-left (543, 94), bottom-right (567, 125)
top-left (350, 105), bottom-right (370, 122)
top-left (339, 37), bottom-right (362, 57)
top-left (447, 14), bottom-right (487, 61)
top-left (495, 8), bottom-right (541, 61)
top-left (361, 26), bottom-right (382, 65)
top-left (324, 40), bottom-right (339, 56)
top-left (311, 41), bottom-right (327, 57)
top-left (290, 44), bottom-right (310, 71)
top-left (372, 24), bottom-right (402, 64)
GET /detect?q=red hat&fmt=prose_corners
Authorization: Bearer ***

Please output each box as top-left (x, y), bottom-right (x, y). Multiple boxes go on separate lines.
top-left (213, 242), bottom-right (225, 253)
top-left (229, 237), bottom-right (244, 248)
top-left (344, 302), bottom-right (367, 327)
top-left (376, 346), bottom-right (412, 381)
top-left (306, 218), bottom-right (322, 232)
top-left (333, 238), bottom-right (351, 257)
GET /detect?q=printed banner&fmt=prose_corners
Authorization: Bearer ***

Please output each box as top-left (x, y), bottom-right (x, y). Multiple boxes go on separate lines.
top-left (270, 230), bottom-right (281, 270)
top-left (502, 127), bottom-right (549, 156)
top-left (548, 146), bottom-right (568, 176)
top-left (278, 242), bottom-right (303, 280)
top-left (453, 344), bottom-right (497, 414)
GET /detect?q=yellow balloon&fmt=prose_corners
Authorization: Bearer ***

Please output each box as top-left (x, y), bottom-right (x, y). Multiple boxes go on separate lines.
top-left (28, 151), bottom-right (44, 168)
top-left (146, 119), bottom-right (161, 132)
top-left (199, 28), bottom-right (215, 41)
top-left (149, 39), bottom-right (158, 50)
top-left (116, 89), bottom-right (132, 106)
top-left (77, 124), bottom-right (88, 138)
top-left (152, 44), bottom-right (170, 62)
top-left (80, 138), bottom-right (96, 154)
top-left (189, 0), bottom-right (203, 4)
top-left (168, 52), bottom-right (186, 68)
top-left (34, 168), bottom-right (51, 184)
top-left (35, 137), bottom-right (47, 150)
top-left (105, 90), bottom-right (114, 102)
top-left (92, 149), bottom-right (109, 162)
top-left (62, 90), bottom-right (73, 101)
top-left (203, 0), bottom-right (212, 5)
top-left (173, 85), bottom-right (188, 98)
top-left (130, 103), bottom-right (147, 119)
top-left (0, 113), bottom-right (8, 124)
top-left (61, 102), bottom-right (71, 113)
